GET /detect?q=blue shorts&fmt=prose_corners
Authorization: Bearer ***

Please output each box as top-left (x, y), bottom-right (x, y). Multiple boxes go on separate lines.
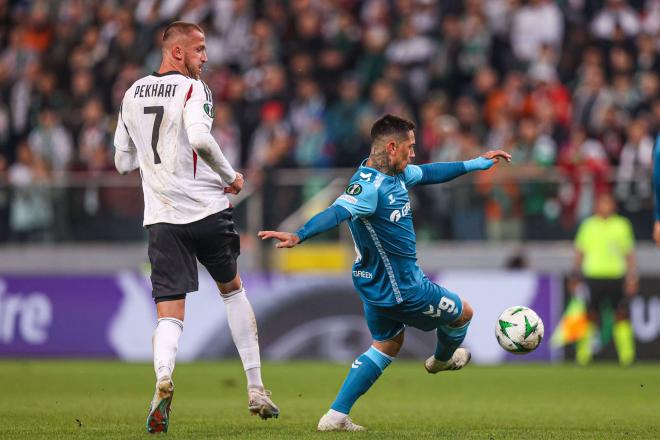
top-left (363, 279), bottom-right (463, 341)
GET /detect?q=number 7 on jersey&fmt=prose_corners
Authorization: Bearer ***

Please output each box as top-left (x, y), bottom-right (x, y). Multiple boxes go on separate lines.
top-left (144, 106), bottom-right (164, 164)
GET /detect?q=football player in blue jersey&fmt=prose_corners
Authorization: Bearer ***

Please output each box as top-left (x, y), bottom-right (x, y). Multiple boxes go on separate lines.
top-left (259, 114), bottom-right (511, 431)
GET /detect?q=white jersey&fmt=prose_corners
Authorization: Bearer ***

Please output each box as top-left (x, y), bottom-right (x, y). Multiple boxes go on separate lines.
top-left (114, 71), bottom-right (230, 226)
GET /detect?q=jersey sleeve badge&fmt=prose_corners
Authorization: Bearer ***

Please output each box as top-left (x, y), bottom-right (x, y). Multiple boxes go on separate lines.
top-left (203, 102), bottom-right (215, 118)
top-left (346, 183), bottom-right (363, 195)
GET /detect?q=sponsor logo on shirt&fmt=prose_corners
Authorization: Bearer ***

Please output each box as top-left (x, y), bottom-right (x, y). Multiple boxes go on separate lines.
top-left (338, 194), bottom-right (358, 204)
top-left (352, 270), bottom-right (373, 279)
top-left (389, 202), bottom-right (411, 223)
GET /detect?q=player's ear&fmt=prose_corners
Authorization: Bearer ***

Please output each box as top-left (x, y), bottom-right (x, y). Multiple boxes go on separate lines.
top-left (172, 45), bottom-right (183, 61)
top-left (386, 139), bottom-right (397, 154)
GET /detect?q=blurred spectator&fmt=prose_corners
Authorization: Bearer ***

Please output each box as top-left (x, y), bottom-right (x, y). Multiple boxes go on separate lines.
top-left (510, 0), bottom-right (563, 67)
top-left (27, 109), bottom-right (73, 174)
top-left (77, 98), bottom-right (112, 172)
top-left (615, 118), bottom-right (654, 211)
top-left (248, 101), bottom-right (291, 172)
top-left (288, 77), bottom-right (325, 137)
top-left (573, 65), bottom-right (613, 133)
top-left (457, 0), bottom-right (492, 80)
top-left (558, 125), bottom-right (611, 227)
top-left (211, 103), bottom-right (241, 168)
top-left (591, 0), bottom-right (640, 42)
top-left (634, 32), bottom-right (660, 73)
top-left (385, 18), bottom-right (435, 101)
top-left (325, 75), bottom-right (368, 167)
top-left (0, 152), bottom-right (8, 241)
top-left (8, 142), bottom-right (53, 241)
top-left (62, 69), bottom-right (96, 138)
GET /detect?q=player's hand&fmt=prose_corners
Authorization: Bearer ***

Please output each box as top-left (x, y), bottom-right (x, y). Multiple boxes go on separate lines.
top-left (464, 150), bottom-right (512, 172)
top-left (653, 220), bottom-right (660, 248)
top-left (225, 172), bottom-right (244, 194)
top-left (482, 149), bottom-right (512, 164)
top-left (258, 230), bottom-right (301, 248)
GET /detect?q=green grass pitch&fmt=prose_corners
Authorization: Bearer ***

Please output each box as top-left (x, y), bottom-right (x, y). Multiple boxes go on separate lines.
top-left (1, 360), bottom-right (658, 439)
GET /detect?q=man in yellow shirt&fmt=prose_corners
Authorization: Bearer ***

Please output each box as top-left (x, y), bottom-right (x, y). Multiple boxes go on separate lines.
top-left (572, 193), bottom-right (637, 366)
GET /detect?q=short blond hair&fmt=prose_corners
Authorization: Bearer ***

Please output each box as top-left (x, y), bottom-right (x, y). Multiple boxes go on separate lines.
top-left (162, 21), bottom-right (204, 43)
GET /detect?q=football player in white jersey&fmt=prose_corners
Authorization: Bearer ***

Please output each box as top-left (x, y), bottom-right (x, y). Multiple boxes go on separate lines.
top-left (113, 21), bottom-right (279, 434)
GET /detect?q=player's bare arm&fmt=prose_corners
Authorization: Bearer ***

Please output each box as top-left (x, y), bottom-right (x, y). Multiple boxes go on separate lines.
top-left (258, 231), bottom-right (301, 248)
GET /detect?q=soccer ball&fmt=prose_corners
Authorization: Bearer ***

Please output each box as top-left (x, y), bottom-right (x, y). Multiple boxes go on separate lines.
top-left (495, 306), bottom-right (544, 354)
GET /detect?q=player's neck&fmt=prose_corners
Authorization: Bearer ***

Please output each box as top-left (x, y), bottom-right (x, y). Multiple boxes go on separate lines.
top-left (366, 152), bottom-right (395, 176)
top-left (158, 59), bottom-right (187, 77)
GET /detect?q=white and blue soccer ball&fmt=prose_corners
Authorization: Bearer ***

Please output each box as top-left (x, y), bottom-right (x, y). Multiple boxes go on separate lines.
top-left (495, 306), bottom-right (544, 354)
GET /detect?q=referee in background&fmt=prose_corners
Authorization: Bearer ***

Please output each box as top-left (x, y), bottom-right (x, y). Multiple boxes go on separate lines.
top-left (572, 192), bottom-right (637, 366)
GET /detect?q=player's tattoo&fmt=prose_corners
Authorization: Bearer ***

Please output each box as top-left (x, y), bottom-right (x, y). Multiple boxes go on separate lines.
top-left (369, 149), bottom-right (393, 175)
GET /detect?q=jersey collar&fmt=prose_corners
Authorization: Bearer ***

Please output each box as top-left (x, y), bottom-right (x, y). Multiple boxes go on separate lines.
top-left (359, 158), bottom-right (398, 179)
top-left (152, 71), bottom-right (188, 77)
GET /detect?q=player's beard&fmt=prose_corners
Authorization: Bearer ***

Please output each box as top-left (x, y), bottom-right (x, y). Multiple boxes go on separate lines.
top-left (184, 59), bottom-right (201, 79)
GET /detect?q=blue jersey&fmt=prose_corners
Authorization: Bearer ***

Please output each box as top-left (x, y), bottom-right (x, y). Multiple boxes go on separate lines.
top-left (333, 162), bottom-right (426, 306)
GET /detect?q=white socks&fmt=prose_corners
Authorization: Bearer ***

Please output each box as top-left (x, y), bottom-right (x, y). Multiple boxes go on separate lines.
top-left (221, 285), bottom-right (264, 389)
top-left (152, 317), bottom-right (183, 381)
top-left (327, 409), bottom-right (348, 421)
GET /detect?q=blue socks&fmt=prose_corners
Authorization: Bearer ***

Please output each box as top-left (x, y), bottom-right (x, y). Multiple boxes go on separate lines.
top-left (434, 321), bottom-right (470, 361)
top-left (330, 346), bottom-right (393, 414)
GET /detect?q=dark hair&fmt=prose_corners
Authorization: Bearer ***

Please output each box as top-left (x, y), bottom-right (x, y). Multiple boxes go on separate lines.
top-left (162, 21), bottom-right (204, 42)
top-left (370, 114), bottom-right (415, 143)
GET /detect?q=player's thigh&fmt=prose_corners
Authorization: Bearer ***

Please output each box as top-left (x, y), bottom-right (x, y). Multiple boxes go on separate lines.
top-left (147, 222), bottom-right (198, 299)
top-left (399, 281), bottom-right (464, 331)
top-left (193, 209), bottom-right (241, 284)
top-left (363, 302), bottom-right (405, 343)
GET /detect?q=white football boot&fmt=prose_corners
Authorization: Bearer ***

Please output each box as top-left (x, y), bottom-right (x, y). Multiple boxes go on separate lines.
top-left (424, 348), bottom-right (471, 374)
top-left (146, 376), bottom-right (174, 433)
top-left (317, 412), bottom-right (366, 432)
top-left (248, 386), bottom-right (280, 419)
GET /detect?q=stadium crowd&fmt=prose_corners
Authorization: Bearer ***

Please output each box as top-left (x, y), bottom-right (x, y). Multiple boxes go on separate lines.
top-left (0, 0), bottom-right (658, 241)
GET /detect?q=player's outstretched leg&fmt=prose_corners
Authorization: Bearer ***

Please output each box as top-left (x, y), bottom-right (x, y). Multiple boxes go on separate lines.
top-left (221, 282), bottom-right (279, 419)
top-left (426, 301), bottom-right (472, 374)
top-left (317, 345), bottom-right (395, 431)
top-left (147, 317), bottom-right (183, 433)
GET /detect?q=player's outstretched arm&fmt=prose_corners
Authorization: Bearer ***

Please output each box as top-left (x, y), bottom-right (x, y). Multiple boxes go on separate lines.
top-left (259, 204), bottom-right (352, 248)
top-left (258, 231), bottom-right (301, 248)
top-left (463, 149), bottom-right (512, 171)
top-left (415, 150), bottom-right (511, 185)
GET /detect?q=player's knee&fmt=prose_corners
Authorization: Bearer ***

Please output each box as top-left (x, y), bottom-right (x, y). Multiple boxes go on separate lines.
top-left (449, 300), bottom-right (473, 328)
top-left (218, 274), bottom-right (242, 297)
top-left (155, 296), bottom-right (186, 321)
top-left (373, 331), bottom-right (404, 357)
